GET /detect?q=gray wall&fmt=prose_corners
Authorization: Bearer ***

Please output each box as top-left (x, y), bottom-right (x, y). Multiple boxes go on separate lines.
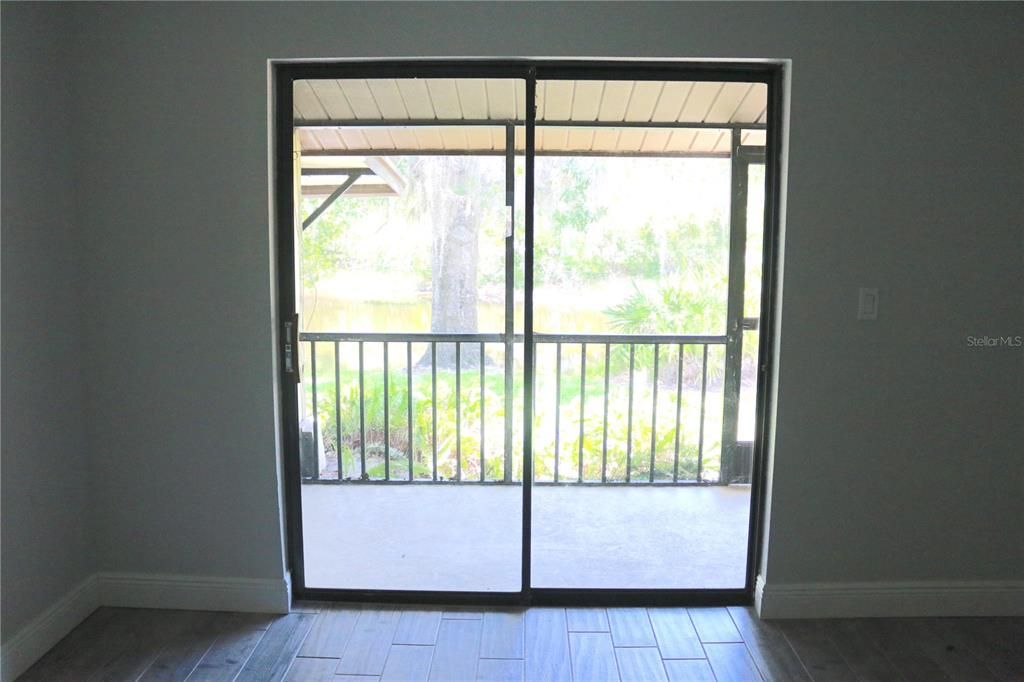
top-left (3, 1), bottom-right (1022, 636)
top-left (1, 3), bottom-right (94, 641)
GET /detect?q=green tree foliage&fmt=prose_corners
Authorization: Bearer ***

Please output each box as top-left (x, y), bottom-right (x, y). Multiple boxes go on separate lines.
top-left (534, 158), bottom-right (609, 283)
top-left (299, 157), bottom-right (444, 293)
top-left (300, 194), bottom-right (386, 289)
top-left (603, 214), bottom-right (730, 336)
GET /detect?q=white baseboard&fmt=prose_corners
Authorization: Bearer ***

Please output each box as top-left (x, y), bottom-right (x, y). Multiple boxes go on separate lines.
top-left (1, 576), bottom-right (100, 682)
top-left (97, 572), bottom-right (292, 614)
top-left (1, 571), bottom-right (290, 681)
top-left (756, 576), bottom-right (1024, 618)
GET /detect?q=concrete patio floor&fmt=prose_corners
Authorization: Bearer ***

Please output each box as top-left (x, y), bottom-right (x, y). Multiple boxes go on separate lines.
top-left (301, 484), bottom-right (750, 592)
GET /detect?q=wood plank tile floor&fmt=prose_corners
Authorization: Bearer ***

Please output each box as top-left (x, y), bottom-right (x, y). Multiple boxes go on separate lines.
top-left (19, 603), bottom-right (1023, 681)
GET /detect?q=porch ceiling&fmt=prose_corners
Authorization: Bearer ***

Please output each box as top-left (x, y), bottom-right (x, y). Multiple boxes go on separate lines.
top-left (294, 78), bottom-right (767, 157)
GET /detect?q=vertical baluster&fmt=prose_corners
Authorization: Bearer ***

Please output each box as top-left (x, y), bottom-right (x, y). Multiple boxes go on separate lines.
top-left (554, 342), bottom-right (561, 483)
top-left (626, 343), bottom-right (635, 483)
top-left (383, 342), bottom-right (390, 481)
top-left (335, 341), bottom-right (342, 480)
top-left (650, 344), bottom-right (659, 483)
top-left (578, 343), bottom-right (586, 483)
top-left (407, 341), bottom-right (413, 482)
top-left (358, 341), bottom-right (366, 479)
top-left (431, 341), bottom-right (437, 482)
top-left (697, 344), bottom-right (709, 483)
top-left (310, 341), bottom-right (319, 481)
top-left (455, 342), bottom-right (462, 482)
top-left (673, 343), bottom-right (684, 483)
top-left (602, 343), bottom-right (610, 483)
top-left (480, 341), bottom-right (486, 481)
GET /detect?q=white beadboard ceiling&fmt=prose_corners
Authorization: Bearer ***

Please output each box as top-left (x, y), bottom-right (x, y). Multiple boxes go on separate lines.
top-left (294, 79), bottom-right (767, 157)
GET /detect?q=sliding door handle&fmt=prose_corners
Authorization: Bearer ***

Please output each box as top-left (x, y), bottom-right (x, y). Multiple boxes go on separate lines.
top-left (283, 313), bottom-right (300, 382)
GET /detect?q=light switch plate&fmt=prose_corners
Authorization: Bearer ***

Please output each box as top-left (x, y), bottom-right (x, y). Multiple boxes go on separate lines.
top-left (857, 287), bottom-right (879, 320)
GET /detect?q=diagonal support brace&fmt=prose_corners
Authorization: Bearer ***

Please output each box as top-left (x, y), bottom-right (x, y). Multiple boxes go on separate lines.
top-left (302, 173), bottom-right (360, 230)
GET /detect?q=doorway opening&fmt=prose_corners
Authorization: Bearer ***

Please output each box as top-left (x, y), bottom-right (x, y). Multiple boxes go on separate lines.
top-left (275, 60), bottom-right (782, 605)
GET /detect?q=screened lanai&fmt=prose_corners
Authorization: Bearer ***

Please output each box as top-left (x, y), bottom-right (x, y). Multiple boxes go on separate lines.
top-left (290, 75), bottom-right (769, 592)
top-left (294, 77), bottom-right (766, 155)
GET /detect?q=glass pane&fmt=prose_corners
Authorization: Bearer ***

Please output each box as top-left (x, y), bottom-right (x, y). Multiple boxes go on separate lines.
top-left (739, 162), bottom-right (766, 443)
top-left (738, 329), bottom-right (760, 442)
top-left (294, 77), bottom-right (525, 592)
top-left (299, 155), bottom-right (509, 333)
top-left (744, 163), bottom-right (766, 319)
top-left (530, 78), bottom-right (766, 590)
top-left (532, 156), bottom-right (731, 335)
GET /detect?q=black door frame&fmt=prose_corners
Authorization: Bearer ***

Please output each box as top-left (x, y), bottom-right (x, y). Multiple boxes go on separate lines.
top-left (274, 58), bottom-right (785, 607)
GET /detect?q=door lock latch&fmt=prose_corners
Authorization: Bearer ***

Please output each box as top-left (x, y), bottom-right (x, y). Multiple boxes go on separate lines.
top-left (283, 314), bottom-right (300, 382)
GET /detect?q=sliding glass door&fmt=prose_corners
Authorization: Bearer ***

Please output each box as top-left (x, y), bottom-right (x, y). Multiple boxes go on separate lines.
top-left (290, 75), bottom-right (528, 593)
top-left (278, 62), bottom-right (777, 602)
top-left (527, 77), bottom-right (768, 591)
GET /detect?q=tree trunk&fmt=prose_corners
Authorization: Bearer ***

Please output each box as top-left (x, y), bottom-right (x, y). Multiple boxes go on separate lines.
top-left (427, 157), bottom-right (482, 368)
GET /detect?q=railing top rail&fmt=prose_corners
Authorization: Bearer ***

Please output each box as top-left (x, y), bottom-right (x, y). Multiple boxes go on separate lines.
top-left (532, 333), bottom-right (726, 345)
top-left (300, 332), bottom-right (506, 343)
top-left (299, 331), bottom-right (727, 345)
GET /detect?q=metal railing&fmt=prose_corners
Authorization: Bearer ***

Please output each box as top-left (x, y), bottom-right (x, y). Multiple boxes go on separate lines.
top-left (299, 331), bottom-right (729, 486)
